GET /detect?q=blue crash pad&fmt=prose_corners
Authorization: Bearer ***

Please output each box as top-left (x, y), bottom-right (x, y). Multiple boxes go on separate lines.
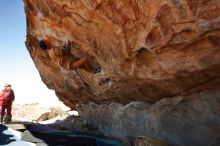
top-left (0, 124), bottom-right (33, 146)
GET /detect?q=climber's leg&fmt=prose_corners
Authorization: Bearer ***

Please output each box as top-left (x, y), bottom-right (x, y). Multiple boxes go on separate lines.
top-left (70, 58), bottom-right (86, 69)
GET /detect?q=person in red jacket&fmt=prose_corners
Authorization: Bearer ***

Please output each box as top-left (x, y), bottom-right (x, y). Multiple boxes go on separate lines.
top-left (0, 84), bottom-right (15, 123)
top-left (0, 90), bottom-right (6, 123)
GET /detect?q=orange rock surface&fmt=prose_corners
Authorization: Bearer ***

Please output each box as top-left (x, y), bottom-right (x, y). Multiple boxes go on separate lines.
top-left (24, 0), bottom-right (220, 108)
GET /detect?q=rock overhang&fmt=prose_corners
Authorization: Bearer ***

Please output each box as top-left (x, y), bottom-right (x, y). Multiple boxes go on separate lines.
top-left (23, 0), bottom-right (220, 108)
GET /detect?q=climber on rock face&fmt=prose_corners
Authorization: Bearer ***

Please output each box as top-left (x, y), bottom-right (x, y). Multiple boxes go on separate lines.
top-left (64, 41), bottom-right (102, 73)
top-left (59, 41), bottom-right (92, 72)
top-left (38, 39), bottom-right (102, 73)
top-left (0, 84), bottom-right (15, 123)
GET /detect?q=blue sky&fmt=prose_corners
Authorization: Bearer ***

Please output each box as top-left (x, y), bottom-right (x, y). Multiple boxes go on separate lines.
top-left (0, 1), bottom-right (61, 105)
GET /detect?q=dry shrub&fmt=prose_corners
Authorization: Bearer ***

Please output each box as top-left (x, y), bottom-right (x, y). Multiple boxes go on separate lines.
top-left (134, 136), bottom-right (168, 146)
top-left (48, 106), bottom-right (67, 119)
top-left (36, 112), bottom-right (50, 122)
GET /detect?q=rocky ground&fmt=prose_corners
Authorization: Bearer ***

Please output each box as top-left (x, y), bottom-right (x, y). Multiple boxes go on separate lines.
top-left (11, 103), bottom-right (70, 122)
top-left (7, 103), bottom-right (172, 146)
top-left (11, 103), bottom-right (106, 137)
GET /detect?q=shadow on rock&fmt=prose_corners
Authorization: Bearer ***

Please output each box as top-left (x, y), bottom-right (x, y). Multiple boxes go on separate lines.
top-left (21, 123), bottom-right (122, 146)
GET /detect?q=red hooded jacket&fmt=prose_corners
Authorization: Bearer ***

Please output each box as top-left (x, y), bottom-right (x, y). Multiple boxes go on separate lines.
top-left (0, 90), bottom-right (15, 106)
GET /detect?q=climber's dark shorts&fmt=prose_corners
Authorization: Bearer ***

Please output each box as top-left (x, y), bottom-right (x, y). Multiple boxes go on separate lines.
top-left (0, 106), bottom-right (5, 118)
top-left (0, 105), bottom-right (12, 117)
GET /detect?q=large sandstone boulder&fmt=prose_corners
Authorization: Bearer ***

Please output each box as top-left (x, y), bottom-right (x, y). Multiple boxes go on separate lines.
top-left (23, 0), bottom-right (220, 145)
top-left (24, 0), bottom-right (220, 108)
